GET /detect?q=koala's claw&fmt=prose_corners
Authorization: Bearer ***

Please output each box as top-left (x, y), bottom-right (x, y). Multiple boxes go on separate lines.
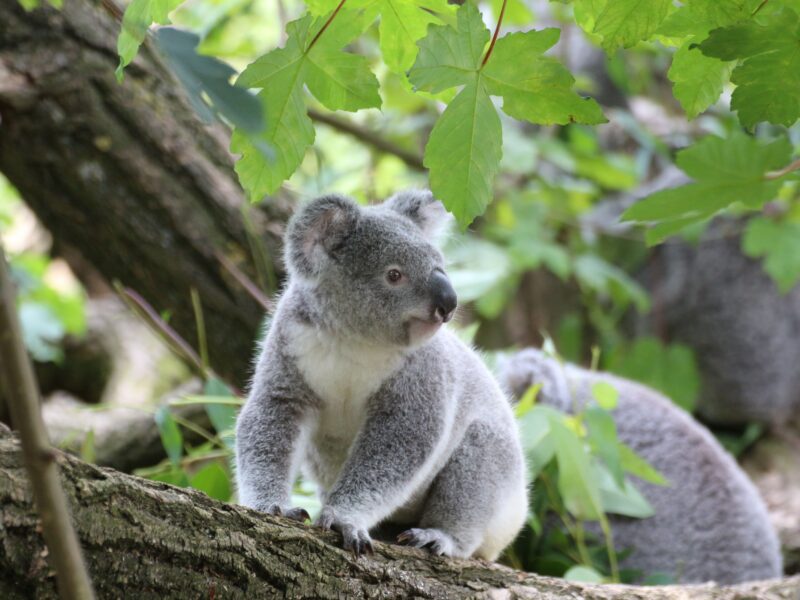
top-left (316, 507), bottom-right (374, 558)
top-left (266, 504), bottom-right (311, 522)
top-left (397, 528), bottom-right (455, 557)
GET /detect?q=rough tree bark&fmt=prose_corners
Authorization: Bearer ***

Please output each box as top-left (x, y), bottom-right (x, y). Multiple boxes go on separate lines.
top-left (0, 0), bottom-right (291, 387)
top-left (0, 430), bottom-right (797, 599)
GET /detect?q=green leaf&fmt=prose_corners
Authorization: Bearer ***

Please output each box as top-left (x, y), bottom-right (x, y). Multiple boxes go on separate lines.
top-left (590, 381), bottom-right (619, 410)
top-left (622, 132), bottom-right (793, 241)
top-left (424, 79), bottom-right (502, 228)
top-left (549, 418), bottom-right (603, 520)
top-left (189, 462), bottom-right (232, 501)
top-left (367, 0), bottom-right (456, 73)
top-left (668, 41), bottom-right (731, 119)
top-left (154, 406), bottom-right (184, 466)
top-left (595, 463), bottom-right (654, 518)
top-left (573, 254), bottom-right (650, 311)
top-left (699, 8), bottom-right (800, 127)
top-left (232, 11), bottom-right (379, 199)
top-left (203, 378), bottom-right (239, 449)
top-left (742, 217), bottom-right (800, 293)
top-left (592, 0), bottom-right (672, 51)
top-left (116, 0), bottom-right (184, 80)
top-left (619, 443), bottom-right (668, 486)
top-left (584, 407), bottom-right (623, 488)
top-left (305, 47), bottom-right (381, 111)
top-left (408, 2), bottom-right (488, 93)
top-left (563, 565), bottom-right (604, 583)
top-left (515, 384), bottom-right (542, 418)
top-left (518, 405), bottom-right (558, 477)
top-left (154, 28), bottom-right (264, 134)
top-left (482, 30), bottom-right (606, 125)
top-left (605, 338), bottom-right (699, 412)
top-left (18, 303), bottom-right (66, 362)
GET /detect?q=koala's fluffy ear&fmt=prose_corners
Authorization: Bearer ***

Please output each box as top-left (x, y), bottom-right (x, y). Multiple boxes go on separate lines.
top-left (385, 190), bottom-right (452, 242)
top-left (285, 194), bottom-right (360, 278)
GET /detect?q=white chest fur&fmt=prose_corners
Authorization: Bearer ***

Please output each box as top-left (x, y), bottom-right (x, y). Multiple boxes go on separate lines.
top-left (286, 322), bottom-right (404, 443)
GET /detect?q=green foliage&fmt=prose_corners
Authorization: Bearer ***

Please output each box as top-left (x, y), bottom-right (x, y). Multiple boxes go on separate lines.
top-left (154, 27), bottom-right (264, 134)
top-left (622, 131), bottom-right (794, 244)
top-left (698, 6), bottom-right (800, 128)
top-left (667, 43), bottom-right (731, 120)
top-left (116, 0), bottom-right (184, 79)
top-left (742, 217), bottom-right (800, 293)
top-left (513, 369), bottom-right (667, 582)
top-left (587, 0), bottom-right (672, 51)
top-left (154, 405), bottom-right (184, 466)
top-left (410, 4), bottom-right (604, 226)
top-left (232, 10), bottom-right (379, 200)
top-left (112, 0), bottom-right (800, 229)
top-left (604, 337), bottom-right (700, 412)
top-left (10, 253), bottom-right (86, 362)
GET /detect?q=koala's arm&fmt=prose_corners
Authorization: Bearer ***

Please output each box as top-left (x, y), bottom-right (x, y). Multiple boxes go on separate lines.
top-left (235, 345), bottom-right (310, 515)
top-left (322, 364), bottom-right (449, 529)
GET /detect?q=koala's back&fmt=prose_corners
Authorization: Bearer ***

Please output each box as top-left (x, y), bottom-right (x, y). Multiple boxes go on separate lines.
top-left (500, 349), bottom-right (782, 584)
top-left (640, 221), bottom-right (800, 424)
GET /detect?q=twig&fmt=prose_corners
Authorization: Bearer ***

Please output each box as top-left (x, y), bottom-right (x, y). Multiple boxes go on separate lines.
top-left (0, 244), bottom-right (95, 600)
top-left (765, 157), bottom-right (800, 180)
top-left (190, 288), bottom-right (210, 373)
top-left (114, 283), bottom-right (206, 376)
top-left (213, 249), bottom-right (275, 312)
top-left (308, 109), bottom-right (425, 171)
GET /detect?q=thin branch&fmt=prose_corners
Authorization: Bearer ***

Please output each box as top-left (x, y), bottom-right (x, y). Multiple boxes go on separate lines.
top-left (481, 0), bottom-right (508, 68)
top-left (765, 157), bottom-right (800, 180)
top-left (115, 283), bottom-right (206, 376)
top-left (213, 248), bottom-right (275, 312)
top-left (0, 244), bottom-right (95, 600)
top-left (308, 109), bottom-right (426, 171)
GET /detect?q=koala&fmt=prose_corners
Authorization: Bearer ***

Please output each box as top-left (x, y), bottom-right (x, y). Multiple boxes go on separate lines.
top-left (499, 348), bottom-right (782, 584)
top-left (235, 191), bottom-right (528, 560)
top-left (637, 218), bottom-right (800, 426)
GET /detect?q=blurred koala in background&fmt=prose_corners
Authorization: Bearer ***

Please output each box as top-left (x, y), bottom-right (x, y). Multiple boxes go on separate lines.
top-left (499, 348), bottom-right (783, 584)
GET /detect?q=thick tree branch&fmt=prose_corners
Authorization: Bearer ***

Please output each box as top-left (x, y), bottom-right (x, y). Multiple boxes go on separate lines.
top-left (0, 0), bottom-right (291, 388)
top-left (0, 246), bottom-right (94, 599)
top-left (0, 430), bottom-right (797, 599)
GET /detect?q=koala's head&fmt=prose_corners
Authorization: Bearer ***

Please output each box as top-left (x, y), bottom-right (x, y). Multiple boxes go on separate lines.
top-left (284, 190), bottom-right (457, 347)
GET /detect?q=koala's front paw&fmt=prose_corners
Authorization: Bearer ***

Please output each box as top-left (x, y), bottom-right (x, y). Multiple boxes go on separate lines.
top-left (265, 503), bottom-right (311, 522)
top-left (316, 506), bottom-right (374, 557)
top-left (397, 527), bottom-right (456, 557)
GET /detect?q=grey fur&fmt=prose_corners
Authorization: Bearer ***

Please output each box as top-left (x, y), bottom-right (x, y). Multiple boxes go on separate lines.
top-left (638, 219), bottom-right (800, 425)
top-left (499, 348), bottom-right (783, 584)
top-left (236, 191), bottom-right (528, 560)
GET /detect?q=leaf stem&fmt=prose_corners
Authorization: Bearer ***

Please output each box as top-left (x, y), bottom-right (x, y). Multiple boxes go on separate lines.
top-left (307, 0), bottom-right (348, 52)
top-left (765, 157), bottom-right (800, 180)
top-left (481, 0), bottom-right (508, 68)
top-left (752, 0), bottom-right (769, 16)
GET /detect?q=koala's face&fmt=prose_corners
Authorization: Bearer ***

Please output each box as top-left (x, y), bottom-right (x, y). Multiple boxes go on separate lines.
top-left (285, 191), bottom-right (457, 347)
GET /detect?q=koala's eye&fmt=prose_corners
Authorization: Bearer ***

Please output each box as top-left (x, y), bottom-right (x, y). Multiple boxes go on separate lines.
top-left (386, 268), bottom-right (403, 284)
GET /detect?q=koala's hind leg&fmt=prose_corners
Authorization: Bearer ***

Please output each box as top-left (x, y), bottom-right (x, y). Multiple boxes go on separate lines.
top-left (398, 421), bottom-right (527, 560)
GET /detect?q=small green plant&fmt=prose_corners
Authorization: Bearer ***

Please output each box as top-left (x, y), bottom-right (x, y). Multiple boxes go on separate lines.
top-left (506, 363), bottom-right (668, 584)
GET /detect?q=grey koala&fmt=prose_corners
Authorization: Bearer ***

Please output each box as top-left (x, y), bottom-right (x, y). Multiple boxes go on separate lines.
top-left (499, 348), bottom-right (782, 584)
top-left (637, 219), bottom-right (800, 425)
top-left (235, 191), bottom-right (528, 559)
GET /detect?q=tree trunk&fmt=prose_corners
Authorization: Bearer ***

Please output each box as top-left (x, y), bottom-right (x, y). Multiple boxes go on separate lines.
top-left (0, 430), bottom-right (796, 599)
top-left (0, 0), bottom-right (290, 388)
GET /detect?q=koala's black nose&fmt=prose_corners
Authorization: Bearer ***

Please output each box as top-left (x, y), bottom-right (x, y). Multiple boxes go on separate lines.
top-left (430, 270), bottom-right (457, 322)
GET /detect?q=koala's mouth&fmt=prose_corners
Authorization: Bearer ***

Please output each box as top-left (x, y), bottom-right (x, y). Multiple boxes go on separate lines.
top-left (407, 316), bottom-right (444, 342)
